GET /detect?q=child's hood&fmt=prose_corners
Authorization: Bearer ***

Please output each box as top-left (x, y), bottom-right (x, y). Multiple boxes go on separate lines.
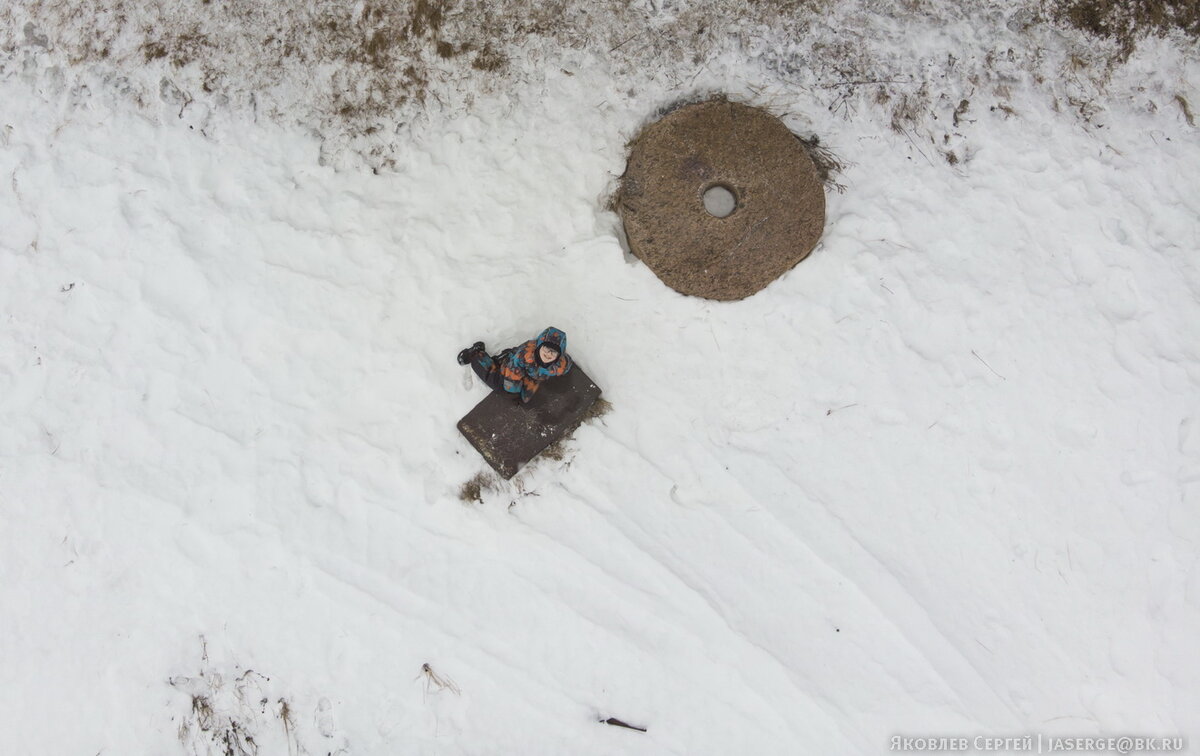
top-left (536, 327), bottom-right (567, 353)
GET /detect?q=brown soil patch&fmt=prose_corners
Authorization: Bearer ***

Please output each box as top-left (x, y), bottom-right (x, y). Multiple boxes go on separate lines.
top-left (617, 100), bottom-right (826, 301)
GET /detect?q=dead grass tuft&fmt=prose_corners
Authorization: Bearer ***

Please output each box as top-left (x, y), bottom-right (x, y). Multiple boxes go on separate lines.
top-left (889, 83), bottom-right (930, 134)
top-left (540, 439), bottom-right (568, 461)
top-left (794, 133), bottom-right (845, 191)
top-left (471, 45), bottom-right (507, 71)
top-left (407, 0), bottom-right (447, 40)
top-left (419, 662), bottom-right (461, 694)
top-left (142, 40), bottom-right (167, 61)
top-left (192, 694), bottom-right (217, 731)
top-left (580, 396), bottom-right (613, 424)
top-left (277, 698), bottom-right (293, 745)
top-left (459, 470), bottom-right (497, 503)
top-left (952, 97), bottom-right (970, 127)
top-left (1176, 93), bottom-right (1196, 126)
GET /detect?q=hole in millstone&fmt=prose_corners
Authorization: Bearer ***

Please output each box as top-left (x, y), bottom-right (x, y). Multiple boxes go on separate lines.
top-left (702, 184), bottom-right (737, 218)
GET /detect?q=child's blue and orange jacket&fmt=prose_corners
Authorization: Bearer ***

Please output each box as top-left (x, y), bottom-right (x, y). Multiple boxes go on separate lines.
top-left (492, 327), bottom-right (573, 403)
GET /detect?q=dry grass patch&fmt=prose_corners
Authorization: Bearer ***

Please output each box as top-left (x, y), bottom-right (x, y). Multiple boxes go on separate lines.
top-left (1052, 0), bottom-right (1200, 58)
top-left (459, 470), bottom-right (498, 503)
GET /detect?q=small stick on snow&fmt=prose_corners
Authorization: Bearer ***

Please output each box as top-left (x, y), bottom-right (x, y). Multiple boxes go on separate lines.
top-left (817, 78), bottom-right (907, 89)
top-left (609, 32), bottom-right (643, 53)
top-left (601, 717), bottom-right (647, 732)
top-left (826, 403), bottom-right (857, 416)
top-left (971, 350), bottom-right (1006, 380)
top-left (897, 125), bottom-right (935, 166)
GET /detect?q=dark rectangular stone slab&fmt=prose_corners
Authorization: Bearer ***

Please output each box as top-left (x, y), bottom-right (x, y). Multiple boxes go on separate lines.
top-left (457, 364), bottom-right (602, 479)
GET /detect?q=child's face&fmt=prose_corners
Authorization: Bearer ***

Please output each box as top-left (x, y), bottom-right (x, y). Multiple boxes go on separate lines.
top-left (539, 346), bottom-right (560, 363)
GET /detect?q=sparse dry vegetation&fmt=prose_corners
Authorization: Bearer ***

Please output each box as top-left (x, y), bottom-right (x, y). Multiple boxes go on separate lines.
top-left (1, 0), bottom-right (1193, 170)
top-left (167, 637), bottom-right (342, 756)
top-left (1054, 0), bottom-right (1200, 58)
top-left (0, 0), bottom-right (827, 168)
top-left (418, 662), bottom-right (461, 694)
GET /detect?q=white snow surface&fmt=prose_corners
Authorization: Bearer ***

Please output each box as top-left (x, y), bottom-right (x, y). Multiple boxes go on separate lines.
top-left (2, 3), bottom-right (1199, 754)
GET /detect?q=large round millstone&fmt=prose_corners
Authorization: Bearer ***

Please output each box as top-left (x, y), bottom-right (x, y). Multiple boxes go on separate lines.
top-left (617, 100), bottom-right (826, 301)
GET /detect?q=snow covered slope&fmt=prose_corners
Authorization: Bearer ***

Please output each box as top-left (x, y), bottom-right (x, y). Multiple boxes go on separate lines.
top-left (1, 1), bottom-right (1198, 753)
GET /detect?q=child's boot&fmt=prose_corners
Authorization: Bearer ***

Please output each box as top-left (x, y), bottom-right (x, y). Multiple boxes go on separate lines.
top-left (456, 342), bottom-right (486, 365)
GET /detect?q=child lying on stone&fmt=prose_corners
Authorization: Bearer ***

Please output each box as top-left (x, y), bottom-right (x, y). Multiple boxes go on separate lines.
top-left (457, 326), bottom-right (572, 405)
